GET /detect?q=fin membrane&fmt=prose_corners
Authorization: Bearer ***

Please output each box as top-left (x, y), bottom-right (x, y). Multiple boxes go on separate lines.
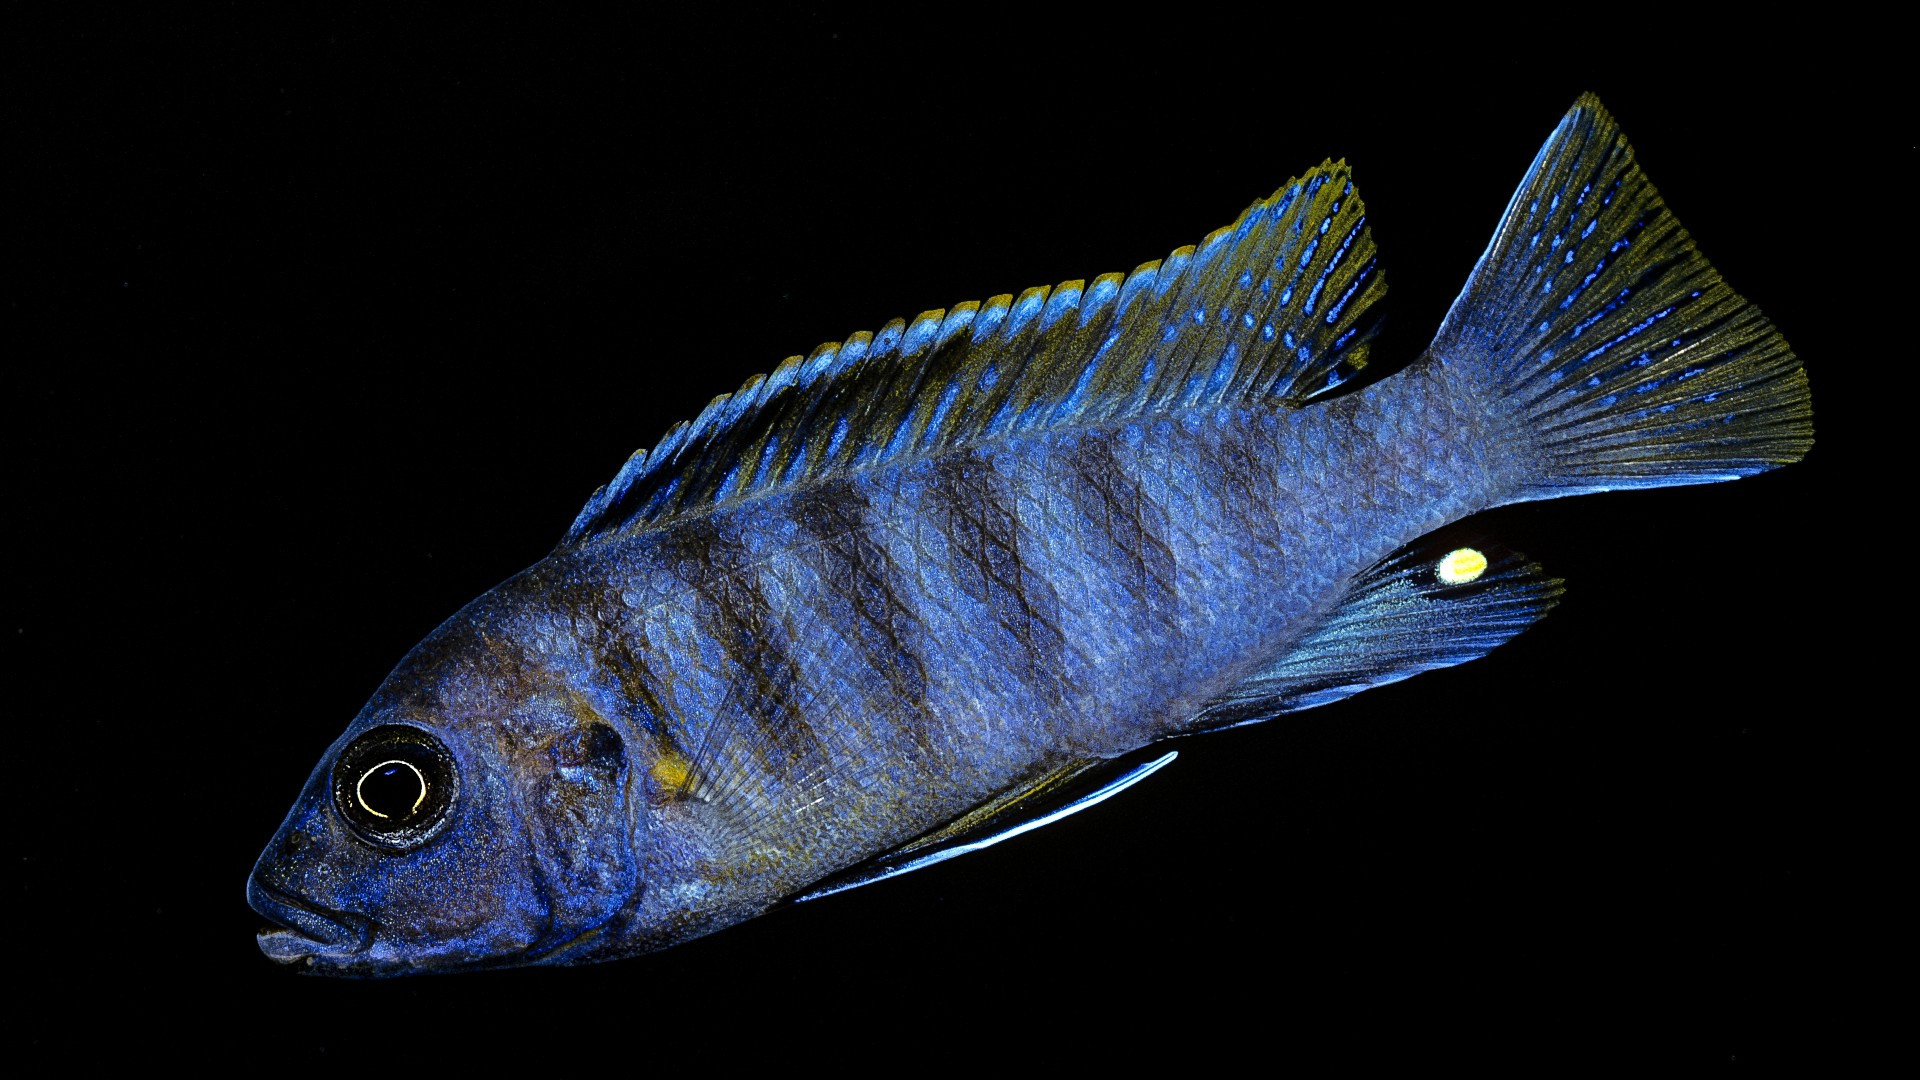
top-left (564, 163), bottom-right (1385, 545)
top-left (1189, 532), bottom-right (1562, 730)
top-left (1433, 94), bottom-right (1812, 498)
top-left (791, 750), bottom-right (1177, 903)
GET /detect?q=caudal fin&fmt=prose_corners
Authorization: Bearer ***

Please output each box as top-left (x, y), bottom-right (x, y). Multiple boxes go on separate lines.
top-left (1434, 94), bottom-right (1812, 499)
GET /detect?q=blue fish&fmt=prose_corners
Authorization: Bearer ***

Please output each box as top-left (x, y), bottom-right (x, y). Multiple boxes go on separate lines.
top-left (248, 95), bottom-right (1811, 975)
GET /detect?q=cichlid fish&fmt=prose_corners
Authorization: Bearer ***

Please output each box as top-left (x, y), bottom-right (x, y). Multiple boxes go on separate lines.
top-left (248, 95), bottom-right (1811, 975)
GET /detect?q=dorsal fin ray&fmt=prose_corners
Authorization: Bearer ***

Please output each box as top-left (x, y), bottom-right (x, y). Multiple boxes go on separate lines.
top-left (562, 162), bottom-right (1386, 546)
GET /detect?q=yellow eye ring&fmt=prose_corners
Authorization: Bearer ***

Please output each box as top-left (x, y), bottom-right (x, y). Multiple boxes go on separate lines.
top-left (356, 759), bottom-right (428, 819)
top-left (331, 724), bottom-right (458, 848)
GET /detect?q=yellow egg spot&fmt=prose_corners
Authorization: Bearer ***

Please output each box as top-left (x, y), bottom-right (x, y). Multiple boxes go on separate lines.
top-left (651, 751), bottom-right (693, 793)
top-left (1437, 547), bottom-right (1488, 585)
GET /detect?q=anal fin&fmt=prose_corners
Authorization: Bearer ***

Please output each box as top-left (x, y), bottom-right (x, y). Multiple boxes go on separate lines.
top-left (1190, 532), bottom-right (1564, 731)
top-left (792, 750), bottom-right (1178, 903)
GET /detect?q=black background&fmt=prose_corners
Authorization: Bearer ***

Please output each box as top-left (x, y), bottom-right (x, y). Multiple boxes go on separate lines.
top-left (9, 8), bottom-right (1888, 1068)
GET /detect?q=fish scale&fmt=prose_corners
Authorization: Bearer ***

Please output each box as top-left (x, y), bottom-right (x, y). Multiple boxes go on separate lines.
top-left (250, 96), bottom-right (1811, 973)
top-left (547, 359), bottom-right (1506, 919)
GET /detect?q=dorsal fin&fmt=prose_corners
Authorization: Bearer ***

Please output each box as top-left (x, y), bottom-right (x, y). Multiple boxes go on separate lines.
top-left (562, 162), bottom-right (1386, 547)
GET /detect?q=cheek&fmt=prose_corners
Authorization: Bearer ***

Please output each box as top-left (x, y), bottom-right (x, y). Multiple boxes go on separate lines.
top-left (361, 832), bottom-right (543, 945)
top-left (320, 787), bottom-right (550, 953)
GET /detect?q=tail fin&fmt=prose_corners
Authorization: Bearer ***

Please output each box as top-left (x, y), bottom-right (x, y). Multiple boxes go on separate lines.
top-left (1434, 94), bottom-right (1812, 499)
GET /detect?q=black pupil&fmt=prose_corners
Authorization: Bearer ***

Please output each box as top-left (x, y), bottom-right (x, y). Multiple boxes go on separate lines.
top-left (359, 761), bottom-right (424, 819)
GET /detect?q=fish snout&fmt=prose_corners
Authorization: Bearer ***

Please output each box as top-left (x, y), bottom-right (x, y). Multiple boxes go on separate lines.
top-left (247, 875), bottom-right (373, 965)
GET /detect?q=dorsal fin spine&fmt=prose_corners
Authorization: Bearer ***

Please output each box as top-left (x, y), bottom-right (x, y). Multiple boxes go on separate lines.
top-left (871, 317), bottom-right (905, 355)
top-left (937, 303), bottom-right (977, 348)
top-left (1141, 247), bottom-right (1208, 415)
top-left (1116, 261), bottom-right (1160, 315)
top-left (1079, 274), bottom-right (1122, 328)
top-left (903, 309), bottom-right (943, 356)
top-left (1157, 248), bottom-right (1193, 297)
top-left (561, 160), bottom-right (1388, 546)
top-left (1009, 286), bottom-right (1048, 337)
top-left (972, 295), bottom-right (1010, 341)
top-left (1041, 282), bottom-right (1080, 331)
top-left (803, 340), bottom-right (835, 372)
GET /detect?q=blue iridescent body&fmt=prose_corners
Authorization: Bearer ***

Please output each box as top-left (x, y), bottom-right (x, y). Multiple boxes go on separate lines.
top-left (249, 96), bottom-right (1811, 974)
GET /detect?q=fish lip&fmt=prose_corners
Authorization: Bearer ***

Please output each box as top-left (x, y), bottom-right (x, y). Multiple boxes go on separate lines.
top-left (248, 878), bottom-right (373, 965)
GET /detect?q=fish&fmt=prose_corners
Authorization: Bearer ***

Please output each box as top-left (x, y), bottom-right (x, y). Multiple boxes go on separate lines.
top-left (247, 94), bottom-right (1812, 975)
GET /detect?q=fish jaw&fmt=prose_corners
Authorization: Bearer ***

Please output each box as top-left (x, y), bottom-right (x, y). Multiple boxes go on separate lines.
top-left (247, 871), bottom-right (531, 976)
top-left (248, 877), bottom-right (373, 967)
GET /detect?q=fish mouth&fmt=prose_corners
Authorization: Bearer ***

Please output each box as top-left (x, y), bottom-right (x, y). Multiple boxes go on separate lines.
top-left (248, 878), bottom-right (373, 965)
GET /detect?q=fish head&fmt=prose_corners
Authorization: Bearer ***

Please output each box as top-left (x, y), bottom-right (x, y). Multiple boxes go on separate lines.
top-left (248, 608), bottom-right (645, 976)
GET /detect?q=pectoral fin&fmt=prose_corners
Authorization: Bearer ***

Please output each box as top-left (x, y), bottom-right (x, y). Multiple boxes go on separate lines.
top-left (792, 749), bottom-right (1178, 903)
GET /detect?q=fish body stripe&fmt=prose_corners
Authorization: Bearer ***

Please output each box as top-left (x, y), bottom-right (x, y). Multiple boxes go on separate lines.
top-left (564, 362), bottom-right (1499, 873)
top-left (1060, 429), bottom-right (1181, 644)
top-left (788, 483), bottom-right (942, 763)
top-left (923, 450), bottom-right (1073, 712)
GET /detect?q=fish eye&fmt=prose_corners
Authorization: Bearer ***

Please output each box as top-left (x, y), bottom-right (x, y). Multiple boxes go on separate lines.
top-left (331, 725), bottom-right (458, 850)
